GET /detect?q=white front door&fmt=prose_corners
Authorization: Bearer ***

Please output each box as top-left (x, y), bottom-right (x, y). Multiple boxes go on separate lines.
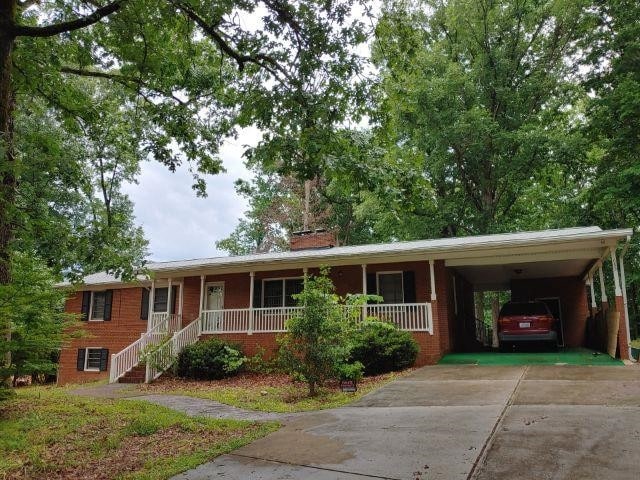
top-left (204, 282), bottom-right (224, 331)
top-left (205, 283), bottom-right (224, 311)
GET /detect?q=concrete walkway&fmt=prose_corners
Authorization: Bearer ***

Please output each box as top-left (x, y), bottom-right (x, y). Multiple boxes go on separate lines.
top-left (134, 394), bottom-right (291, 422)
top-left (170, 364), bottom-right (640, 480)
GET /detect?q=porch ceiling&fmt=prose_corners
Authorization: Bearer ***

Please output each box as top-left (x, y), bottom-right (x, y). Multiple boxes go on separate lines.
top-left (453, 258), bottom-right (594, 292)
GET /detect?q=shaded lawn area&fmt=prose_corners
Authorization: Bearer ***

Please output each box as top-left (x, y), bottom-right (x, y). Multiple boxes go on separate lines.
top-left (137, 370), bottom-right (412, 413)
top-left (0, 386), bottom-right (278, 480)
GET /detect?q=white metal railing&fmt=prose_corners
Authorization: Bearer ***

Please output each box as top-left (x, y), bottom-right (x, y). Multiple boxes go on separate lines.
top-left (109, 315), bottom-right (174, 383)
top-left (149, 312), bottom-right (182, 332)
top-left (200, 303), bottom-right (433, 334)
top-left (145, 316), bottom-right (201, 382)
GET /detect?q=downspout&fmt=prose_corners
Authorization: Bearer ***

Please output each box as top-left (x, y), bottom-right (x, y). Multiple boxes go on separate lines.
top-left (619, 236), bottom-right (633, 361)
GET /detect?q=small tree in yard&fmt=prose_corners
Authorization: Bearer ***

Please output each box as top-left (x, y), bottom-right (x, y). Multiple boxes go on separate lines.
top-left (0, 254), bottom-right (81, 395)
top-left (278, 268), bottom-right (353, 397)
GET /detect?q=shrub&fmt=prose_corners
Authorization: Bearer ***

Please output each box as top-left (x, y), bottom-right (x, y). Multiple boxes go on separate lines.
top-left (278, 268), bottom-right (353, 396)
top-left (336, 361), bottom-right (364, 382)
top-left (176, 339), bottom-right (245, 380)
top-left (349, 321), bottom-right (419, 376)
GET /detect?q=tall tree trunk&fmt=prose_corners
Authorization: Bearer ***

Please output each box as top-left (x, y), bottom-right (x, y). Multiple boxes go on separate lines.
top-left (0, 0), bottom-right (17, 386)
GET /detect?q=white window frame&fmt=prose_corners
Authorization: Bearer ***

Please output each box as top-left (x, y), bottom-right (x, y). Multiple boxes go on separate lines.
top-left (261, 276), bottom-right (304, 308)
top-left (376, 271), bottom-right (404, 304)
top-left (84, 347), bottom-right (104, 372)
top-left (88, 291), bottom-right (106, 322)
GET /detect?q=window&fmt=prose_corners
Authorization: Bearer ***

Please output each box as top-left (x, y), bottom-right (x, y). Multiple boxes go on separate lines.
top-left (77, 347), bottom-right (108, 372)
top-left (377, 272), bottom-right (404, 304)
top-left (85, 348), bottom-right (103, 370)
top-left (90, 291), bottom-right (106, 320)
top-left (262, 278), bottom-right (304, 307)
top-left (152, 286), bottom-right (178, 313)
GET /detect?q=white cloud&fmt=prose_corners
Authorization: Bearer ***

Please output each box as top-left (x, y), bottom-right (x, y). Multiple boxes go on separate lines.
top-left (123, 129), bottom-right (258, 261)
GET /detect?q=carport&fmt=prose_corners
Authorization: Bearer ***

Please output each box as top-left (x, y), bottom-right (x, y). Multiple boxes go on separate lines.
top-left (444, 227), bottom-right (634, 360)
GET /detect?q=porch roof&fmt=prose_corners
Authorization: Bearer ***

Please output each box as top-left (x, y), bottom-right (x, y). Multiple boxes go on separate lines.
top-left (148, 226), bottom-right (631, 278)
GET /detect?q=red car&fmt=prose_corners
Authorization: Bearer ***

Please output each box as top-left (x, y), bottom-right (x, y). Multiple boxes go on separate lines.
top-left (498, 301), bottom-right (557, 349)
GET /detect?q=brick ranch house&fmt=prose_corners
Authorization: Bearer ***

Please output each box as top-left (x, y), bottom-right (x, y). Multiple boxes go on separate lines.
top-left (58, 226), bottom-right (634, 385)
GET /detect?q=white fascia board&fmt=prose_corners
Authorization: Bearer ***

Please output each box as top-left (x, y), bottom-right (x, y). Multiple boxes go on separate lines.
top-left (150, 229), bottom-right (632, 278)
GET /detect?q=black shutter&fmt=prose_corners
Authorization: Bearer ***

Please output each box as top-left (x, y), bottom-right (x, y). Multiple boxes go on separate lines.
top-left (403, 271), bottom-right (416, 303)
top-left (77, 348), bottom-right (86, 371)
top-left (99, 349), bottom-right (109, 371)
top-left (171, 286), bottom-right (178, 314)
top-left (81, 291), bottom-right (91, 321)
top-left (366, 273), bottom-right (377, 303)
top-left (103, 290), bottom-right (113, 321)
top-left (140, 288), bottom-right (149, 320)
top-left (253, 278), bottom-right (262, 308)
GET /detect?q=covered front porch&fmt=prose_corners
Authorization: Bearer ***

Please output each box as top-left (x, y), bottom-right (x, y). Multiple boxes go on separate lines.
top-left (147, 262), bottom-right (437, 335)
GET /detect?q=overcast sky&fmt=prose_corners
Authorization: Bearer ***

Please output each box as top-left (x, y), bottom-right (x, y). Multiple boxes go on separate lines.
top-left (122, 129), bottom-right (258, 262)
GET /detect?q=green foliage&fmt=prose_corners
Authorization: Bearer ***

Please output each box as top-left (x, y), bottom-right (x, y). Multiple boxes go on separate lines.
top-left (176, 339), bottom-right (246, 380)
top-left (349, 321), bottom-right (419, 376)
top-left (0, 253), bottom-right (81, 388)
top-left (369, 0), bottom-right (591, 238)
top-left (278, 268), bottom-right (355, 396)
top-left (336, 361), bottom-right (364, 382)
top-left (245, 347), bottom-right (282, 375)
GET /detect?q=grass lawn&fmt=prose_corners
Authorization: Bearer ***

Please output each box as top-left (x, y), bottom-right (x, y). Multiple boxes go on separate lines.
top-left (0, 386), bottom-right (278, 480)
top-left (137, 370), bottom-right (411, 413)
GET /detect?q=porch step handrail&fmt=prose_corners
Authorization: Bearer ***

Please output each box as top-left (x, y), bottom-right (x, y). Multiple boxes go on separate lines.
top-left (144, 315), bottom-right (201, 382)
top-left (109, 313), bottom-right (181, 383)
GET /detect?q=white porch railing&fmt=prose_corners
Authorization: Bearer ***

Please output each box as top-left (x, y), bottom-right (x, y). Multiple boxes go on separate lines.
top-left (149, 312), bottom-right (182, 332)
top-left (111, 302), bottom-right (433, 384)
top-left (200, 303), bottom-right (433, 334)
top-left (145, 316), bottom-right (201, 382)
top-left (108, 312), bottom-right (182, 383)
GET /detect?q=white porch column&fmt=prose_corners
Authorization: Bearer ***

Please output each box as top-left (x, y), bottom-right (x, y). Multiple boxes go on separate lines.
top-left (598, 265), bottom-right (608, 304)
top-left (361, 264), bottom-right (367, 319)
top-left (248, 272), bottom-right (255, 335)
top-left (198, 275), bottom-right (205, 316)
top-left (429, 259), bottom-right (437, 301)
top-left (611, 253), bottom-right (622, 297)
top-left (167, 277), bottom-right (173, 311)
top-left (148, 279), bottom-right (156, 331)
top-left (589, 274), bottom-right (597, 309)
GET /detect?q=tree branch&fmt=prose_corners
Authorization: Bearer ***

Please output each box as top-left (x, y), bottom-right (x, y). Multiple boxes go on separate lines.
top-left (12, 0), bottom-right (124, 38)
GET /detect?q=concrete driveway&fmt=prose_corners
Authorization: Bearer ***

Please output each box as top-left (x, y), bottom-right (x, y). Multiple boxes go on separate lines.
top-left (173, 364), bottom-right (640, 480)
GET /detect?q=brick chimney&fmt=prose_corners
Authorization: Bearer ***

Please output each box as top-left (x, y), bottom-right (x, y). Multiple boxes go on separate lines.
top-left (290, 229), bottom-right (336, 251)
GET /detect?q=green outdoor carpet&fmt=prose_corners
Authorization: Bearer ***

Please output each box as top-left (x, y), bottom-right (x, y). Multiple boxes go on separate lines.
top-left (438, 348), bottom-right (624, 366)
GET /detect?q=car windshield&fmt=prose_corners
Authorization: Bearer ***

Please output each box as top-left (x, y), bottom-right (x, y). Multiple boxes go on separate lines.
top-left (500, 302), bottom-right (549, 317)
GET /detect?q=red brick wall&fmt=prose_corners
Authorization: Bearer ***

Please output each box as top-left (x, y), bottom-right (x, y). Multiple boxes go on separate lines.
top-left (58, 287), bottom-right (148, 385)
top-left (290, 231), bottom-right (336, 250)
top-left (203, 331), bottom-right (441, 367)
top-left (510, 276), bottom-right (589, 347)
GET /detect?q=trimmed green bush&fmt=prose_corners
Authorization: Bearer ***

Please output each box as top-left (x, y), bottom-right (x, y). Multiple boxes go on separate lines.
top-left (176, 339), bottom-right (245, 380)
top-left (349, 321), bottom-right (419, 375)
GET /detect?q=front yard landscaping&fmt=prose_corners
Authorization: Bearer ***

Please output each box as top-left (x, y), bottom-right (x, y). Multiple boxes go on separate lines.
top-left (138, 370), bottom-right (411, 413)
top-left (0, 386), bottom-right (278, 480)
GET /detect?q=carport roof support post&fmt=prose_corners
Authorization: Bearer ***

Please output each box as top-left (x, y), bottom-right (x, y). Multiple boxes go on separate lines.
top-left (598, 265), bottom-right (608, 304)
